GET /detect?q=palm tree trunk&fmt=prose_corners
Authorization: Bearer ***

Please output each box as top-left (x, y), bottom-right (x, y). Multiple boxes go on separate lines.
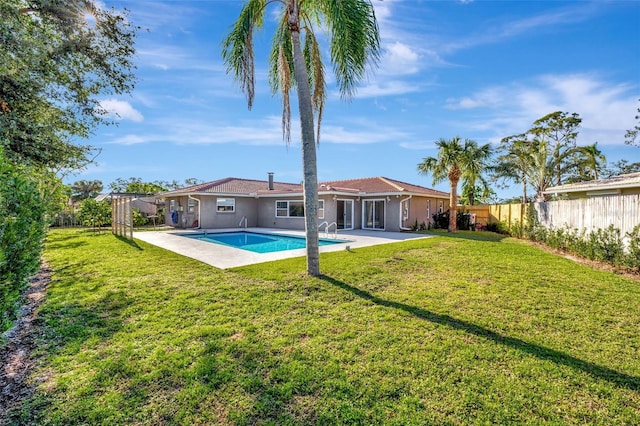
top-left (288, 1), bottom-right (320, 276)
top-left (449, 177), bottom-right (459, 232)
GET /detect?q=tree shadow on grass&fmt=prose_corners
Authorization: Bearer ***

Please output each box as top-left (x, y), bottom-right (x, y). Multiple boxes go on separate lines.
top-left (424, 230), bottom-right (508, 243)
top-left (115, 234), bottom-right (143, 250)
top-left (320, 275), bottom-right (640, 392)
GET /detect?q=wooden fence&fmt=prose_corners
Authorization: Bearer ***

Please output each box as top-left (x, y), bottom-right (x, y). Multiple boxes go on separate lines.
top-left (477, 194), bottom-right (640, 237)
top-left (533, 194), bottom-right (640, 237)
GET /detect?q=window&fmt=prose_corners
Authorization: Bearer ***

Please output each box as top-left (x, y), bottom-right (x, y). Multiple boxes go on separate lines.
top-left (170, 200), bottom-right (176, 212)
top-left (187, 198), bottom-right (196, 213)
top-left (216, 198), bottom-right (235, 212)
top-left (438, 200), bottom-right (444, 213)
top-left (276, 201), bottom-right (289, 217)
top-left (426, 200), bottom-right (431, 219)
top-left (275, 200), bottom-right (324, 218)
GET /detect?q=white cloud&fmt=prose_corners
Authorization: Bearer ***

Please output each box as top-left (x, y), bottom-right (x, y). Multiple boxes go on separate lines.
top-left (443, 74), bottom-right (638, 146)
top-left (379, 42), bottom-right (420, 76)
top-left (355, 81), bottom-right (422, 98)
top-left (99, 99), bottom-right (144, 122)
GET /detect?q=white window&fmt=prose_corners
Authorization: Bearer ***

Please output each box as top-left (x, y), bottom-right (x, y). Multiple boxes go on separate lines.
top-left (274, 200), bottom-right (324, 218)
top-left (216, 198), bottom-right (235, 212)
top-left (276, 201), bottom-right (289, 217)
top-left (363, 199), bottom-right (385, 230)
top-left (170, 200), bottom-right (176, 212)
top-left (426, 200), bottom-right (431, 219)
top-left (187, 198), bottom-right (196, 213)
top-left (275, 200), bottom-right (304, 217)
top-left (438, 200), bottom-right (444, 213)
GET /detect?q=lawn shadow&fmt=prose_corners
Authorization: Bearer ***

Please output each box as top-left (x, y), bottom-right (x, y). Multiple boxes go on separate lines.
top-left (424, 230), bottom-right (508, 243)
top-left (321, 275), bottom-right (640, 392)
top-left (116, 234), bottom-right (143, 250)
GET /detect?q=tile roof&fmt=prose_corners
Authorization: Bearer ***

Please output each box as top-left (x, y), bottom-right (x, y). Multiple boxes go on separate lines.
top-left (320, 176), bottom-right (450, 197)
top-left (160, 176), bottom-right (449, 198)
top-left (545, 172), bottom-right (640, 194)
top-left (161, 177), bottom-right (302, 196)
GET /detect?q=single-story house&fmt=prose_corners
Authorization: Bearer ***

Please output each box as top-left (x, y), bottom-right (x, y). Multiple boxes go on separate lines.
top-left (545, 172), bottom-right (640, 199)
top-left (160, 174), bottom-right (450, 232)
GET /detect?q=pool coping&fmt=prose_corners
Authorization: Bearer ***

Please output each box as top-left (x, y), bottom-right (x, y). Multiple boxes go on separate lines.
top-left (133, 227), bottom-right (434, 269)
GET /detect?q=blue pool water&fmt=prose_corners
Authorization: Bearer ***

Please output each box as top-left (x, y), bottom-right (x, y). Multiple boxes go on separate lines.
top-left (184, 231), bottom-right (343, 254)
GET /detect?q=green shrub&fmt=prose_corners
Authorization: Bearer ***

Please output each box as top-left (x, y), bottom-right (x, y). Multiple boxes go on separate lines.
top-left (431, 210), bottom-right (473, 230)
top-left (0, 150), bottom-right (46, 332)
top-left (624, 225), bottom-right (640, 270)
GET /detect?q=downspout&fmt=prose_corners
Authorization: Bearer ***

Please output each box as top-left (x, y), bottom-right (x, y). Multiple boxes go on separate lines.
top-left (399, 195), bottom-right (413, 231)
top-left (187, 195), bottom-right (201, 229)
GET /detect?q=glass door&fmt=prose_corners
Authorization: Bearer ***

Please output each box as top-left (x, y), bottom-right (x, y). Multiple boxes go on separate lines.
top-left (337, 199), bottom-right (353, 230)
top-left (363, 199), bottom-right (385, 230)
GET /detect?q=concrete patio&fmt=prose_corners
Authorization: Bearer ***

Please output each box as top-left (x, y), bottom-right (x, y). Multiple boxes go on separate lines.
top-left (133, 228), bottom-right (434, 269)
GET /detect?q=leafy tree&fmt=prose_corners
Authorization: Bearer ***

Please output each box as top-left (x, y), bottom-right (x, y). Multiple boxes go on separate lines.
top-left (222, 0), bottom-right (380, 276)
top-left (625, 99), bottom-right (639, 147)
top-left (603, 159), bottom-right (640, 178)
top-left (418, 137), bottom-right (488, 232)
top-left (109, 177), bottom-right (168, 193)
top-left (0, 0), bottom-right (138, 169)
top-left (76, 198), bottom-right (112, 230)
top-left (529, 111), bottom-right (582, 186)
top-left (71, 179), bottom-right (103, 201)
top-left (494, 134), bottom-right (533, 203)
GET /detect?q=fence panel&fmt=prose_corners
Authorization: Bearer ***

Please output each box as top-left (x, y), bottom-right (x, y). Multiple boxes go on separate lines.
top-left (533, 194), bottom-right (640, 236)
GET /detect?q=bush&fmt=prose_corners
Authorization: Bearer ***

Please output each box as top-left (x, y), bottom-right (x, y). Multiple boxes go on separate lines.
top-left (431, 210), bottom-right (473, 230)
top-left (0, 151), bottom-right (46, 332)
top-left (624, 225), bottom-right (640, 271)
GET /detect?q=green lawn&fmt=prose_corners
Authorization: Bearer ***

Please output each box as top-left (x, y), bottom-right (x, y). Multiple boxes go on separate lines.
top-left (10, 228), bottom-right (640, 424)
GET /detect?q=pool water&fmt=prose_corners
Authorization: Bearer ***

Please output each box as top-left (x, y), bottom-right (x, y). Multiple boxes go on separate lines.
top-left (185, 231), bottom-right (343, 254)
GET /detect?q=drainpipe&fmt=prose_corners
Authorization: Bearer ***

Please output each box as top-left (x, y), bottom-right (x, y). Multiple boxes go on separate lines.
top-left (399, 195), bottom-right (413, 231)
top-left (187, 194), bottom-right (201, 229)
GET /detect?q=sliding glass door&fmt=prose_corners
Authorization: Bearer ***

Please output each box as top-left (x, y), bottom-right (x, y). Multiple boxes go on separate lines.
top-left (363, 199), bottom-right (385, 230)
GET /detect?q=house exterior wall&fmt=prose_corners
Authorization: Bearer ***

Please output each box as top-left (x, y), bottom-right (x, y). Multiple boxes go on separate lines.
top-left (163, 193), bottom-right (449, 232)
top-left (256, 197), bottom-right (306, 230)
top-left (164, 195), bottom-right (259, 229)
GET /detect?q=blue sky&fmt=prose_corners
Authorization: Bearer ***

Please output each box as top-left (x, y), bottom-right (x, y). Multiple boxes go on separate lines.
top-left (84, 0), bottom-right (640, 198)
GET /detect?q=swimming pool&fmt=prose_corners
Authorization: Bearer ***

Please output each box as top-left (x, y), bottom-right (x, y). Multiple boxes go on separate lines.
top-left (184, 231), bottom-right (344, 254)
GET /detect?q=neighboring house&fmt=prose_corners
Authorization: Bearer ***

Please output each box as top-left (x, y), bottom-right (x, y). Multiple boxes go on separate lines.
top-left (96, 193), bottom-right (159, 215)
top-left (545, 172), bottom-right (640, 200)
top-left (159, 174), bottom-right (450, 232)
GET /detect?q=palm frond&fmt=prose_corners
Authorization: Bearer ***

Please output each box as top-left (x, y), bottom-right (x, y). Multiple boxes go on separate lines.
top-left (221, 0), bottom-right (266, 110)
top-left (320, 0), bottom-right (380, 99)
top-left (303, 30), bottom-right (325, 143)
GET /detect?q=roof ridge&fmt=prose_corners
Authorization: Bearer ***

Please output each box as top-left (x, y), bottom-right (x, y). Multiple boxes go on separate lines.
top-left (379, 176), bottom-right (405, 191)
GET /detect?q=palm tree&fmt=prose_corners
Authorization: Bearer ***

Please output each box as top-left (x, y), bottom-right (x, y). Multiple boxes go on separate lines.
top-left (460, 139), bottom-right (492, 205)
top-left (494, 134), bottom-right (533, 204)
top-left (576, 142), bottom-right (606, 180)
top-left (418, 137), bottom-right (482, 232)
top-left (222, 0), bottom-right (380, 276)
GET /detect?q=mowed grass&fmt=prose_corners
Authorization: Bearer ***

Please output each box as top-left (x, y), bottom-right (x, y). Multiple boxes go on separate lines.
top-left (11, 228), bottom-right (640, 424)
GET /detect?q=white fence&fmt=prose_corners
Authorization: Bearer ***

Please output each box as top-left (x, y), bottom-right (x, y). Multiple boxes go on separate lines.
top-left (534, 194), bottom-right (640, 237)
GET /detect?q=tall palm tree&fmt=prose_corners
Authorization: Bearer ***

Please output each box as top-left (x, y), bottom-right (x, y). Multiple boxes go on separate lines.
top-left (418, 137), bottom-right (480, 232)
top-left (460, 139), bottom-right (492, 205)
top-left (223, 0), bottom-right (380, 276)
top-left (576, 142), bottom-right (606, 180)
